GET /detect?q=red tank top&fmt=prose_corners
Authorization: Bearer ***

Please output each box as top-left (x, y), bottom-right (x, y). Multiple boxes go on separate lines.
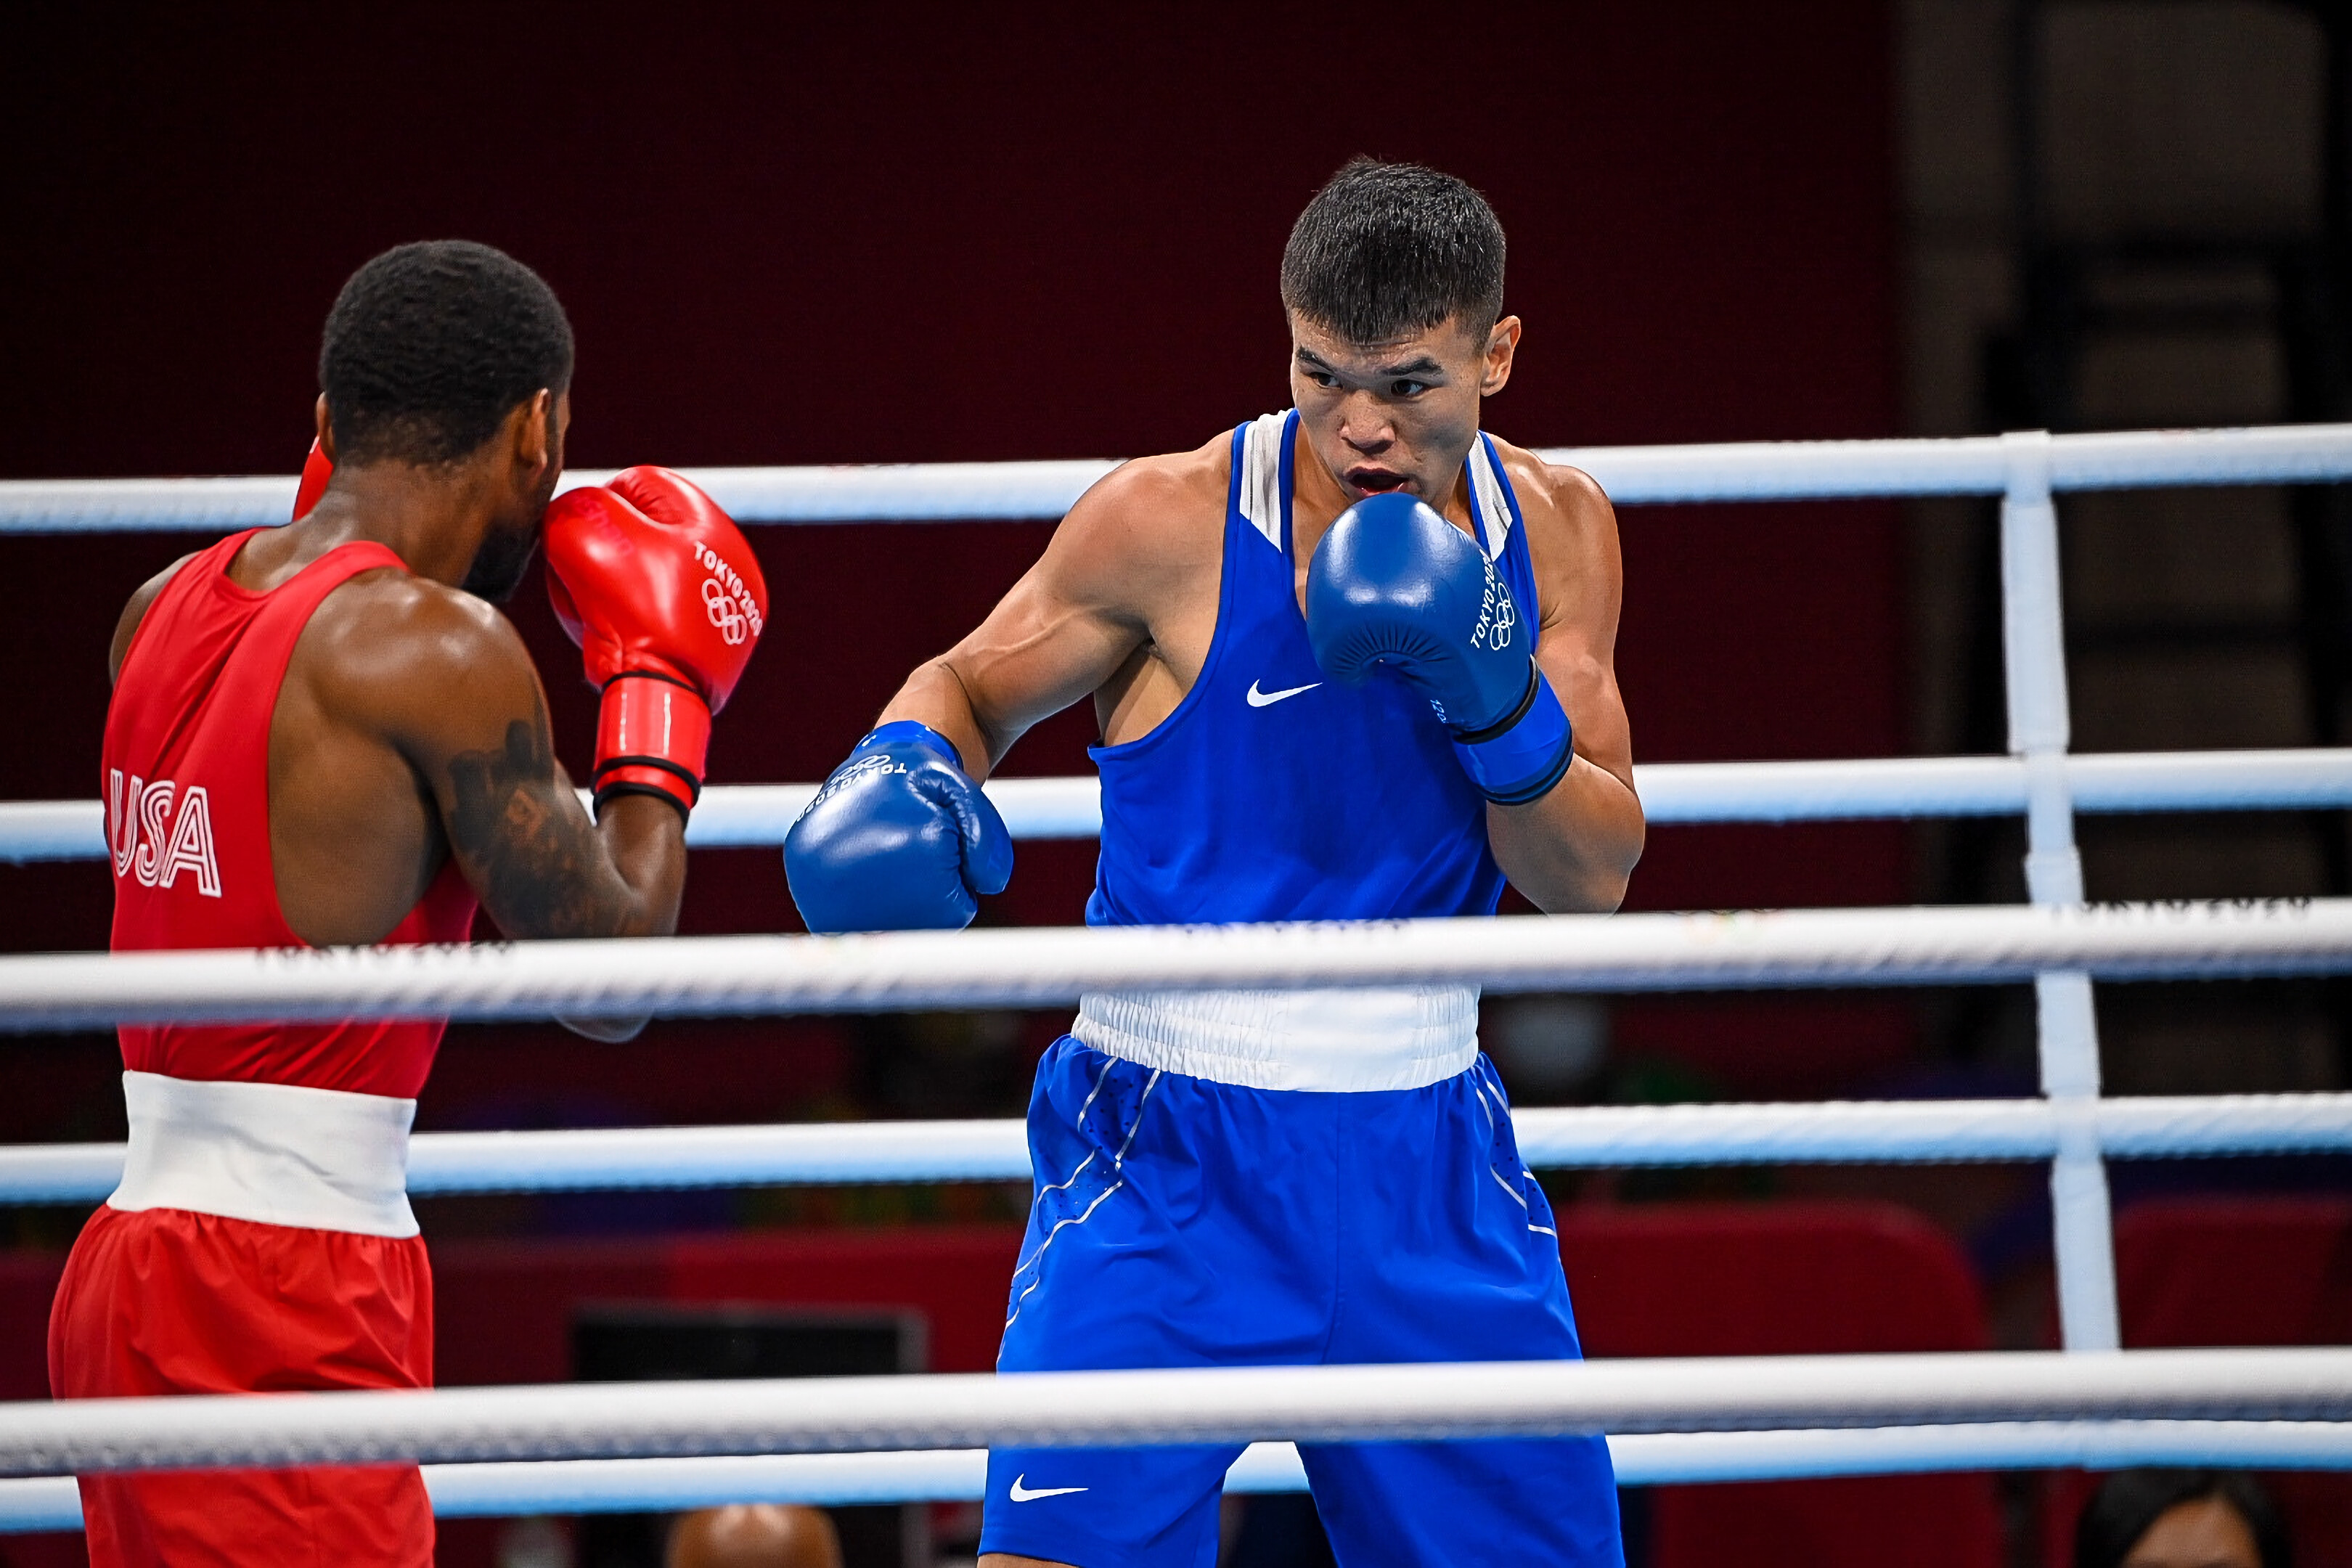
top-left (103, 529), bottom-right (479, 1098)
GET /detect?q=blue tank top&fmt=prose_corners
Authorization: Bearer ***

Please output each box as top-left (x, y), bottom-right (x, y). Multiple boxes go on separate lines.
top-left (1087, 410), bottom-right (1543, 928)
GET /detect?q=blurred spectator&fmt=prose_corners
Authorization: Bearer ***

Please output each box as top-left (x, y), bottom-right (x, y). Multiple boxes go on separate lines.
top-left (1485, 995), bottom-right (1610, 1103)
top-left (2075, 1469), bottom-right (2290, 1568)
top-left (666, 1504), bottom-right (841, 1568)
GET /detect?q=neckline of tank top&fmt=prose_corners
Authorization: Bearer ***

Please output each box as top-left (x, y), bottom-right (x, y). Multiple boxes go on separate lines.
top-left (210, 531), bottom-right (408, 603)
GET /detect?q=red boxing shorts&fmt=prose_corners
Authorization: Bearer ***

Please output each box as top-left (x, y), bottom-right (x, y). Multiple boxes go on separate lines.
top-left (48, 1204), bottom-right (436, 1567)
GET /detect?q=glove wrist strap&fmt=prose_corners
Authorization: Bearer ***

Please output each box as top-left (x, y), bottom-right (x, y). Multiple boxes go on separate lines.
top-left (593, 673), bottom-right (711, 821)
top-left (855, 719), bottom-right (965, 772)
top-left (1453, 668), bottom-right (1574, 805)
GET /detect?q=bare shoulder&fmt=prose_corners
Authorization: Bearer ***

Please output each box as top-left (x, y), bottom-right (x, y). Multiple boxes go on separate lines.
top-left (108, 552), bottom-right (200, 682)
top-left (1490, 436), bottom-right (1618, 547)
top-left (299, 569), bottom-right (540, 736)
top-left (1487, 435), bottom-right (1623, 631)
top-left (1061, 433), bottom-right (1227, 556)
top-left (1041, 431), bottom-right (1229, 605)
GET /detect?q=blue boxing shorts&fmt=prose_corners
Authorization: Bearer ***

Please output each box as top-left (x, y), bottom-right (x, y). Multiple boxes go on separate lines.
top-left (978, 1035), bottom-right (1624, 1568)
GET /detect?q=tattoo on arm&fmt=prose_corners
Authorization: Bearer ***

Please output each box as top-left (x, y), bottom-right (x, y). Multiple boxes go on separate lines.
top-left (444, 700), bottom-right (634, 939)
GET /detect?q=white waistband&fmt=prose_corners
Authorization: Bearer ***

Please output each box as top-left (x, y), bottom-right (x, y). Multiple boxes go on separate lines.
top-left (109, 1071), bottom-right (418, 1238)
top-left (1071, 986), bottom-right (1480, 1092)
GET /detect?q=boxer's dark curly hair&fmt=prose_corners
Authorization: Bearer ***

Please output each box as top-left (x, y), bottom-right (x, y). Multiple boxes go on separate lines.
top-left (1281, 158), bottom-right (1506, 346)
top-left (319, 240), bottom-right (573, 466)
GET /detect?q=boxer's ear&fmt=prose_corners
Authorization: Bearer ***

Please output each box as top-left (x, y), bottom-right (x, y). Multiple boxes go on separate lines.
top-left (505, 389), bottom-right (558, 484)
top-left (1479, 316), bottom-right (1522, 398)
top-left (314, 394), bottom-right (336, 464)
top-left (549, 390), bottom-right (570, 470)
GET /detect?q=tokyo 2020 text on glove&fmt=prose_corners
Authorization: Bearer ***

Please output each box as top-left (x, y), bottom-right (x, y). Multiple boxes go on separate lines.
top-left (544, 467), bottom-right (768, 821)
top-left (784, 721), bottom-right (1013, 934)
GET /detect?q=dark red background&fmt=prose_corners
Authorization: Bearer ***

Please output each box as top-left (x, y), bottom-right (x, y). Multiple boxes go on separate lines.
top-left (0, 3), bottom-right (1906, 1141)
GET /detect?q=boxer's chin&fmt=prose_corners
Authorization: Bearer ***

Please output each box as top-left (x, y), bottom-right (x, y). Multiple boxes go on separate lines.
top-left (461, 520), bottom-right (541, 604)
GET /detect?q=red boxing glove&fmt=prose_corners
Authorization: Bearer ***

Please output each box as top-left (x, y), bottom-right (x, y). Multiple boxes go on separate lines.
top-left (294, 438), bottom-right (333, 519)
top-left (544, 467), bottom-right (768, 820)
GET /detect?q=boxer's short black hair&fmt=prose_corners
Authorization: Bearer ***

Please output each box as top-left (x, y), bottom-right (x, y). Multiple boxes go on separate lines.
top-left (1281, 158), bottom-right (1506, 346)
top-left (319, 240), bottom-right (573, 466)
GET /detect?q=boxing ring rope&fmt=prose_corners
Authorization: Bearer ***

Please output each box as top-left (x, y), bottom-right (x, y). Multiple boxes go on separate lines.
top-left (12, 1422), bottom-right (2352, 1532)
top-left (6, 422), bottom-right (2352, 532)
top-left (7, 748), bottom-right (2352, 863)
top-left (0, 899), bottom-right (2342, 1032)
top-left (4, 1090), bottom-right (2350, 1205)
top-left (3, 1348), bottom-right (2351, 1479)
top-left (8, 422), bottom-right (2352, 1525)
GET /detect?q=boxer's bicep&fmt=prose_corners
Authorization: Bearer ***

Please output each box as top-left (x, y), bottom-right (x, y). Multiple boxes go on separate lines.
top-left (899, 460), bottom-right (1196, 768)
top-left (933, 563), bottom-right (1144, 751)
top-left (351, 588), bottom-right (656, 939)
top-left (1528, 465), bottom-right (1636, 795)
top-left (433, 690), bottom-right (615, 939)
top-left (1485, 460), bottom-right (1643, 911)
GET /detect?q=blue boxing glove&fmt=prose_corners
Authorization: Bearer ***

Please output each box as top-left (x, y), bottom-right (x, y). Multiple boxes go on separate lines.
top-left (1305, 492), bottom-right (1574, 805)
top-left (784, 722), bottom-right (1013, 933)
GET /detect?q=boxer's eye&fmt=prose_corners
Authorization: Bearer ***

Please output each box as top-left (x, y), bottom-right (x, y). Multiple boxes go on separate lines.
top-left (1304, 369), bottom-right (1338, 388)
top-left (1389, 379), bottom-right (1429, 398)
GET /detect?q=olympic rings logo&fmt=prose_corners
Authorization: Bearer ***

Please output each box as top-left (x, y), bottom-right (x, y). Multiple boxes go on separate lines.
top-left (1484, 581), bottom-right (1517, 650)
top-left (702, 576), bottom-right (751, 645)
top-left (1467, 555), bottom-right (1516, 652)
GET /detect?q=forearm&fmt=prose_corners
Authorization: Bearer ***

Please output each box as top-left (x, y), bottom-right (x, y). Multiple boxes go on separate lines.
top-left (878, 658), bottom-right (1007, 779)
top-left (545, 796), bottom-right (687, 1042)
top-left (441, 726), bottom-right (691, 942)
top-left (1486, 756), bottom-right (1644, 913)
top-left (592, 794), bottom-right (690, 936)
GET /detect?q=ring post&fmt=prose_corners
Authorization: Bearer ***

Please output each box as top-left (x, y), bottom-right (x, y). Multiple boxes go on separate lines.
top-left (2001, 430), bottom-right (2122, 1352)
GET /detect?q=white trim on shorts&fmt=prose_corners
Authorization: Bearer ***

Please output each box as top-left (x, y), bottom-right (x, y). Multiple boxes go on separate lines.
top-left (1071, 986), bottom-right (1479, 1092)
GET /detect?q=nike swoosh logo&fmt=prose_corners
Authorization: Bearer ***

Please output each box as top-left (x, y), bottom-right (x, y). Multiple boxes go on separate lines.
top-left (1246, 679), bottom-right (1322, 708)
top-left (1008, 1474), bottom-right (1090, 1501)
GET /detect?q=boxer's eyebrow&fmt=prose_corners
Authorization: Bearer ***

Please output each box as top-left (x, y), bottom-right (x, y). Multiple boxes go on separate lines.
top-left (1295, 347), bottom-right (1447, 379)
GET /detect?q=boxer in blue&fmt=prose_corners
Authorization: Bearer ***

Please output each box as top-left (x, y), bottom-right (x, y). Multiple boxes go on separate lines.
top-left (785, 159), bottom-right (1644, 1568)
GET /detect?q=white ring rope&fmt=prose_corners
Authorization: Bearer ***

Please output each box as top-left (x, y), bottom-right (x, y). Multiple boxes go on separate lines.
top-left (6, 424), bottom-right (2352, 534)
top-left (2, 1348), bottom-right (2348, 1478)
top-left (7, 749), bottom-right (2349, 864)
top-left (4, 1093), bottom-right (2348, 1205)
top-left (0, 899), bottom-right (2342, 1034)
top-left (1624, 749), bottom-right (2352, 824)
top-left (13, 1422), bottom-right (2352, 1533)
top-left (1512, 1092), bottom-right (2352, 1166)
top-left (1553, 424), bottom-right (2352, 503)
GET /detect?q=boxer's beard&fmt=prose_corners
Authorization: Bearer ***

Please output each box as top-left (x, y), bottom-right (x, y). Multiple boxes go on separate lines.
top-left (462, 447), bottom-right (560, 603)
top-left (460, 515), bottom-right (541, 603)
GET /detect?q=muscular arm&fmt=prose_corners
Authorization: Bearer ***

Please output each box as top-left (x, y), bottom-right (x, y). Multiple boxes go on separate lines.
top-left (1485, 456), bottom-right (1645, 912)
top-left (329, 581), bottom-right (686, 942)
top-left (878, 454), bottom-right (1220, 775)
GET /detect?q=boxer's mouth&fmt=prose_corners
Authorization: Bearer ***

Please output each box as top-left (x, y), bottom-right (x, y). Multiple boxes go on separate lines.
top-left (1347, 467), bottom-right (1410, 494)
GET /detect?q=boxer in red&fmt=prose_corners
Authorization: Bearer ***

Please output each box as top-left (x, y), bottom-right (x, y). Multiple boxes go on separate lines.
top-left (47, 240), bottom-right (769, 1567)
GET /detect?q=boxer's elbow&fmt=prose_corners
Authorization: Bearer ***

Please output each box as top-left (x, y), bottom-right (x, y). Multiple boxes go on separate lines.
top-left (1528, 852), bottom-right (1636, 916)
top-left (1493, 769), bottom-right (1644, 914)
top-left (1593, 799), bottom-right (1646, 909)
top-left (1567, 852), bottom-right (1638, 915)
